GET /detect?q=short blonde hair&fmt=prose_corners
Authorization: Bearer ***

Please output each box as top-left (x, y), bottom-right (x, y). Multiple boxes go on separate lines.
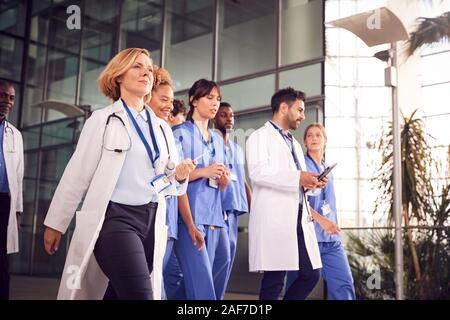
top-left (97, 48), bottom-right (153, 103)
top-left (153, 65), bottom-right (173, 89)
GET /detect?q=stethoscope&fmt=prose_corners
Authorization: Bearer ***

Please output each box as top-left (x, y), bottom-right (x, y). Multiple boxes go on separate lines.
top-left (102, 110), bottom-right (175, 172)
top-left (3, 120), bottom-right (15, 153)
top-left (102, 113), bottom-right (132, 153)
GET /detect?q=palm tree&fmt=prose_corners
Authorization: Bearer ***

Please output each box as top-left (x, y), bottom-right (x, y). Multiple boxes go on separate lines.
top-left (407, 10), bottom-right (450, 56)
top-left (373, 110), bottom-right (436, 284)
top-left (347, 109), bottom-right (450, 299)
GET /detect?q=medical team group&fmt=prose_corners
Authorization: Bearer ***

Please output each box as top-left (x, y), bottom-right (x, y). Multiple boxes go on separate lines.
top-left (0, 47), bottom-right (355, 300)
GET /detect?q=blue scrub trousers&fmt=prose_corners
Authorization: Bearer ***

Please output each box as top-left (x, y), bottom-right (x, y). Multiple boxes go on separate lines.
top-left (287, 241), bottom-right (355, 300)
top-left (221, 210), bottom-right (238, 299)
top-left (163, 246), bottom-right (185, 300)
top-left (161, 238), bottom-right (174, 300)
top-left (174, 222), bottom-right (230, 300)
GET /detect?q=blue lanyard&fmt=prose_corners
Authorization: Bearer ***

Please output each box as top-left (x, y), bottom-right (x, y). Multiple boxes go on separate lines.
top-left (306, 153), bottom-right (323, 172)
top-left (269, 121), bottom-right (301, 170)
top-left (122, 99), bottom-right (160, 167)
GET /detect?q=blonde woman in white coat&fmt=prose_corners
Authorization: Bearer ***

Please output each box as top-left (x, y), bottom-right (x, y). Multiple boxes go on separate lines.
top-left (43, 48), bottom-right (196, 300)
top-left (0, 80), bottom-right (24, 300)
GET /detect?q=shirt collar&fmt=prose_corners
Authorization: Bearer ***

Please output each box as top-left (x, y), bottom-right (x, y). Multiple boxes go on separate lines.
top-left (128, 106), bottom-right (148, 123)
top-left (269, 120), bottom-right (293, 140)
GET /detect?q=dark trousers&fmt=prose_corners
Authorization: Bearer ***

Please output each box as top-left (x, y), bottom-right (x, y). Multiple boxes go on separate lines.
top-left (259, 205), bottom-right (321, 300)
top-left (94, 201), bottom-right (157, 300)
top-left (0, 193), bottom-right (10, 300)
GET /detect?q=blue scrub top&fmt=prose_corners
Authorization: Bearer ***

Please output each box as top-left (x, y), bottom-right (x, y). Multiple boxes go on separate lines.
top-left (172, 121), bottom-right (226, 227)
top-left (305, 154), bottom-right (341, 242)
top-left (165, 138), bottom-right (184, 239)
top-left (220, 139), bottom-right (248, 214)
top-left (0, 120), bottom-right (10, 193)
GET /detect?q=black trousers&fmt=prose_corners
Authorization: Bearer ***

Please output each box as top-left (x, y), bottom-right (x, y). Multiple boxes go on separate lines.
top-left (94, 201), bottom-right (157, 300)
top-left (0, 193), bottom-right (10, 300)
top-left (259, 205), bottom-right (321, 300)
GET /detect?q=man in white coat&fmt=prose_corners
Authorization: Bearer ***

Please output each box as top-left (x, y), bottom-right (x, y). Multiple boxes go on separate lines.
top-left (0, 80), bottom-right (24, 300)
top-left (247, 87), bottom-right (338, 300)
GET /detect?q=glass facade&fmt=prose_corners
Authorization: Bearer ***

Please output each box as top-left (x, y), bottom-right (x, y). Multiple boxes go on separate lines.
top-left (1, 0), bottom-right (325, 294)
top-left (325, 0), bottom-right (391, 227)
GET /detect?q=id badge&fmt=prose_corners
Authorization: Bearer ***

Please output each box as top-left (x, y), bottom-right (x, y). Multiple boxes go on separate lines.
top-left (230, 173), bottom-right (238, 181)
top-left (321, 202), bottom-right (331, 216)
top-left (208, 177), bottom-right (219, 189)
top-left (151, 174), bottom-right (172, 194)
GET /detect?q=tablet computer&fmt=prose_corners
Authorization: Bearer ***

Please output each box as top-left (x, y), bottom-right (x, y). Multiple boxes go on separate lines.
top-left (317, 163), bottom-right (337, 181)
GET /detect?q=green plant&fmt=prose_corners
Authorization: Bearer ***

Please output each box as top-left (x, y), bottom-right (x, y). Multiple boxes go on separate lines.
top-left (407, 10), bottom-right (450, 56)
top-left (346, 109), bottom-right (450, 299)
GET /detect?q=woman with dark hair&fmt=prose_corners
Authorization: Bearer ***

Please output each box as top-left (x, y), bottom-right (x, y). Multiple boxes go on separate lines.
top-left (172, 79), bottom-right (231, 299)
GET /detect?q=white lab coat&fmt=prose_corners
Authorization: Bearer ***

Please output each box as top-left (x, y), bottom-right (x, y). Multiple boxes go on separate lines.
top-left (44, 99), bottom-right (186, 300)
top-left (246, 121), bottom-right (321, 272)
top-left (3, 121), bottom-right (24, 254)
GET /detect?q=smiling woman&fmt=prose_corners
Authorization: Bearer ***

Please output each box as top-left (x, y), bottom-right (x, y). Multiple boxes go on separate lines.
top-left (150, 66), bottom-right (174, 121)
top-left (42, 48), bottom-right (196, 300)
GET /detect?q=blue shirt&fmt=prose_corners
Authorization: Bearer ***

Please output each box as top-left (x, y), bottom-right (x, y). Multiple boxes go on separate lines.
top-left (173, 121), bottom-right (226, 227)
top-left (305, 154), bottom-right (341, 242)
top-left (110, 107), bottom-right (159, 205)
top-left (220, 138), bottom-right (248, 214)
top-left (0, 120), bottom-right (10, 193)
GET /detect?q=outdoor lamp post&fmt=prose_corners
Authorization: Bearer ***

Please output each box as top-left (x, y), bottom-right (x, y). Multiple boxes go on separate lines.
top-left (328, 7), bottom-right (409, 300)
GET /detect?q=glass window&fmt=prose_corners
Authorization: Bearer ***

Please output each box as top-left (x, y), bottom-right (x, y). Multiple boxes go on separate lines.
top-left (0, 0), bottom-right (26, 36)
top-left (79, 59), bottom-right (110, 110)
top-left (22, 86), bottom-right (44, 126)
top-left (164, 0), bottom-right (214, 91)
top-left (326, 56), bottom-right (386, 88)
top-left (0, 35), bottom-right (23, 81)
top-left (357, 87), bottom-right (391, 117)
top-left (325, 86), bottom-right (356, 117)
top-left (279, 63), bottom-right (322, 97)
top-left (174, 92), bottom-right (188, 106)
top-left (46, 49), bottom-right (79, 109)
top-left (30, 0), bottom-right (52, 44)
top-left (325, 27), bottom-right (390, 58)
top-left (120, 0), bottom-right (162, 65)
top-left (281, 0), bottom-right (323, 66)
top-left (220, 74), bottom-right (275, 112)
top-left (425, 114), bottom-right (450, 146)
top-left (332, 177), bottom-right (358, 212)
top-left (421, 51), bottom-right (450, 86)
top-left (217, 0), bottom-right (276, 80)
top-left (26, 44), bottom-right (47, 87)
top-left (30, 0), bottom-right (82, 53)
top-left (325, 117), bottom-right (357, 149)
top-left (40, 118), bottom-right (80, 148)
top-left (82, 0), bottom-right (120, 63)
top-left (421, 83), bottom-right (450, 116)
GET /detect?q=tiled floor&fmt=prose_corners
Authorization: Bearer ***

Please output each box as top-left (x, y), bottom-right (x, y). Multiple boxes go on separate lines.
top-left (10, 275), bottom-right (258, 300)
